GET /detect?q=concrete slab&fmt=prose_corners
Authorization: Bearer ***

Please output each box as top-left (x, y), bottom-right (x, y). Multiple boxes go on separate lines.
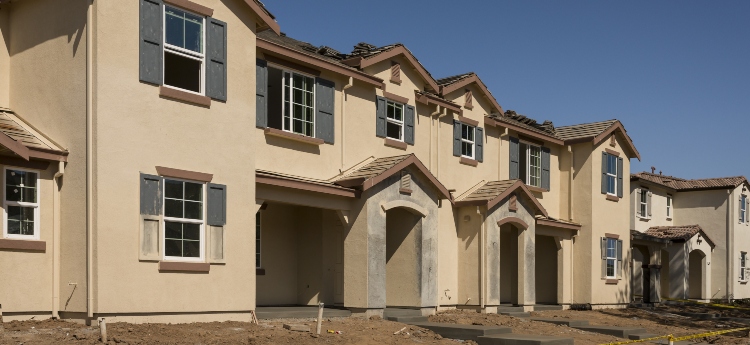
top-left (256, 307), bottom-right (352, 319)
top-left (500, 312), bottom-right (531, 318)
top-left (477, 333), bottom-right (574, 345)
top-left (498, 306), bottom-right (526, 313)
top-left (530, 318), bottom-right (589, 327)
top-left (386, 316), bottom-right (429, 322)
top-left (407, 322), bottom-right (511, 342)
top-left (533, 305), bottom-right (564, 311)
top-left (573, 325), bottom-right (647, 338)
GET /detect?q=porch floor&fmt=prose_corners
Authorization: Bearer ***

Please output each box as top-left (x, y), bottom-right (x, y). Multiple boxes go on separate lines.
top-left (256, 306), bottom-right (352, 319)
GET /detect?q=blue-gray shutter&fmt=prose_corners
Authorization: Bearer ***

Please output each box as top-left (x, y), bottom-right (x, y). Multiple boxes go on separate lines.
top-left (617, 239), bottom-right (623, 278)
top-left (617, 157), bottom-right (624, 198)
top-left (206, 18), bottom-right (227, 101)
top-left (139, 0), bottom-right (163, 85)
top-left (475, 127), bottom-right (484, 162)
top-left (315, 78), bottom-right (335, 144)
top-left (256, 59), bottom-right (268, 128)
top-left (207, 183), bottom-right (227, 226)
top-left (601, 237), bottom-right (607, 278)
top-left (601, 152), bottom-right (608, 194)
top-left (140, 173), bottom-right (163, 216)
top-left (509, 137), bottom-right (519, 179)
top-left (541, 146), bottom-right (550, 190)
top-left (452, 120), bottom-right (461, 157)
top-left (375, 96), bottom-right (387, 137)
top-left (404, 105), bottom-right (415, 145)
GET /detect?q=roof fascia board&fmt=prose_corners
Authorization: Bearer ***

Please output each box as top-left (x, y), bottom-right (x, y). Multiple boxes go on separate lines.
top-left (361, 156), bottom-right (452, 201)
top-left (536, 219), bottom-right (582, 231)
top-left (258, 39), bottom-right (385, 89)
top-left (0, 132), bottom-right (29, 160)
top-left (257, 175), bottom-right (358, 198)
top-left (631, 178), bottom-right (678, 193)
top-left (592, 122), bottom-right (642, 161)
top-left (28, 146), bottom-right (68, 162)
top-left (440, 75), bottom-right (504, 113)
top-left (358, 46), bottom-right (440, 92)
top-left (244, 0), bottom-right (280, 35)
top-left (489, 118), bottom-right (564, 146)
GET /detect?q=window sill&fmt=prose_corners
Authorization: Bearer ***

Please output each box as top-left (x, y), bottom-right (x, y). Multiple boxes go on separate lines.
top-left (158, 261), bottom-right (210, 273)
top-left (0, 238), bottom-right (46, 252)
top-left (527, 185), bottom-right (548, 193)
top-left (389, 78), bottom-right (402, 85)
top-left (159, 86), bottom-right (211, 108)
top-left (638, 217), bottom-right (651, 222)
top-left (741, 280), bottom-right (748, 284)
top-left (256, 268), bottom-right (266, 276)
top-left (459, 157), bottom-right (478, 167)
top-left (264, 128), bottom-right (324, 146)
top-left (606, 194), bottom-right (619, 202)
top-left (605, 279), bottom-right (618, 285)
top-left (666, 217), bottom-right (672, 221)
top-left (384, 138), bottom-right (407, 150)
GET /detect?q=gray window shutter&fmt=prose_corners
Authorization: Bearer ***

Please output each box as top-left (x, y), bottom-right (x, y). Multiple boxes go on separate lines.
top-left (453, 120), bottom-right (461, 157)
top-left (617, 157), bottom-right (624, 198)
top-left (635, 189), bottom-right (642, 217)
top-left (375, 96), bottom-right (387, 137)
top-left (315, 78), bottom-right (335, 144)
top-left (475, 127), bottom-right (484, 162)
top-left (404, 105), bottom-right (415, 145)
top-left (601, 237), bottom-right (607, 278)
top-left (256, 59), bottom-right (268, 128)
top-left (207, 183), bottom-right (227, 226)
top-left (140, 173), bottom-right (163, 216)
top-left (746, 198), bottom-right (749, 223)
top-left (617, 239), bottom-right (623, 278)
top-left (541, 146), bottom-right (550, 190)
top-left (207, 226), bottom-right (225, 264)
top-left (139, 0), bottom-right (163, 85)
top-left (601, 152), bottom-right (608, 194)
top-left (647, 192), bottom-right (652, 217)
top-left (206, 18), bottom-right (227, 101)
top-left (509, 137), bottom-right (519, 179)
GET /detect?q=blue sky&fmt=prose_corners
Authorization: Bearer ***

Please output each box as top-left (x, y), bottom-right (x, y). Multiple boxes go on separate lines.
top-left (263, 1), bottom-right (750, 179)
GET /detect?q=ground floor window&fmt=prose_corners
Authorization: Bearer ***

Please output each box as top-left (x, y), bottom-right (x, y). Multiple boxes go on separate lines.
top-left (4, 168), bottom-right (39, 239)
top-left (742, 252), bottom-right (747, 281)
top-left (163, 178), bottom-right (204, 261)
top-left (606, 238), bottom-right (618, 278)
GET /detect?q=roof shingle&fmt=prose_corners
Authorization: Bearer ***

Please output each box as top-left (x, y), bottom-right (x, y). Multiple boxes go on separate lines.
top-left (554, 120), bottom-right (618, 141)
top-left (632, 172), bottom-right (748, 191)
top-left (644, 225), bottom-right (714, 247)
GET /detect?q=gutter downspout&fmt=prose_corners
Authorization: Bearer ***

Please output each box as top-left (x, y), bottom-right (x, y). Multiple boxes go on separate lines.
top-left (86, 0), bottom-right (94, 320)
top-left (52, 161), bottom-right (64, 319)
top-left (478, 207), bottom-right (485, 310)
top-left (340, 77), bottom-right (353, 170)
top-left (568, 145), bottom-right (574, 221)
top-left (429, 105), bottom-right (440, 172)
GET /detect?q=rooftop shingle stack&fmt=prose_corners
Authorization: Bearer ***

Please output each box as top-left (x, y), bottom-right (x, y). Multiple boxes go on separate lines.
top-left (257, 30), bottom-right (355, 68)
top-left (632, 172), bottom-right (748, 191)
top-left (487, 110), bottom-right (558, 138)
top-left (555, 119), bottom-right (619, 141)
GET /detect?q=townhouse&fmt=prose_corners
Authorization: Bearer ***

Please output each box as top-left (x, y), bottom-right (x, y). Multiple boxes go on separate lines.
top-left (630, 172), bottom-right (749, 303)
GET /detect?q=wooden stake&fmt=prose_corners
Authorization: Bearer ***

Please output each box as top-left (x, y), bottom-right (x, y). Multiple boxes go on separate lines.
top-left (316, 303), bottom-right (324, 335)
top-left (0, 304), bottom-right (4, 333)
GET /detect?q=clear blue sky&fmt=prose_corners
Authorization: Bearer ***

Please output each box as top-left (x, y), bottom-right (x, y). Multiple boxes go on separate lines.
top-left (263, 1), bottom-right (750, 179)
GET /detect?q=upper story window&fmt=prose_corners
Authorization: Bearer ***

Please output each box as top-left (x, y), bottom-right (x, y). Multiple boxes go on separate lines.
top-left (518, 142), bottom-right (542, 188)
top-left (605, 154), bottom-right (617, 195)
top-left (461, 123), bottom-right (475, 159)
top-left (741, 194), bottom-right (747, 224)
top-left (164, 178), bottom-right (204, 261)
top-left (386, 100), bottom-right (405, 141)
top-left (666, 195), bottom-right (672, 218)
top-left (640, 189), bottom-right (648, 217)
top-left (3, 168), bottom-right (39, 240)
top-left (164, 6), bottom-right (205, 94)
top-left (264, 66), bottom-right (319, 138)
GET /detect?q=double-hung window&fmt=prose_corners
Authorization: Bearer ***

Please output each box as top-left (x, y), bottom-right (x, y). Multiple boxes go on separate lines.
top-left (461, 123), bottom-right (475, 159)
top-left (283, 71), bottom-right (315, 137)
top-left (606, 238), bottom-right (618, 278)
top-left (666, 195), bottom-right (672, 218)
top-left (742, 252), bottom-right (748, 281)
top-left (518, 142), bottom-right (542, 188)
top-left (386, 100), bottom-right (404, 141)
top-left (3, 168), bottom-right (39, 239)
top-left (742, 195), bottom-right (747, 224)
top-left (640, 189), bottom-right (648, 218)
top-left (163, 6), bottom-right (205, 94)
top-left (605, 154), bottom-right (617, 195)
top-left (256, 211), bottom-right (262, 269)
top-left (164, 178), bottom-right (204, 261)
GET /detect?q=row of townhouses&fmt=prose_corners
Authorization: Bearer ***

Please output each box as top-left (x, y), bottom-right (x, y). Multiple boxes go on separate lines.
top-left (0, 0), bottom-right (746, 324)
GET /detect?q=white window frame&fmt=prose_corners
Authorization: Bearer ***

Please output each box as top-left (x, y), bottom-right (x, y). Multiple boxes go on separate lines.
top-left (606, 238), bottom-right (617, 279)
top-left (461, 123), bottom-right (475, 159)
top-left (280, 69), bottom-right (316, 137)
top-left (606, 154), bottom-right (617, 196)
top-left (162, 5), bottom-right (206, 96)
top-left (742, 251), bottom-right (748, 282)
top-left (385, 100), bottom-right (405, 141)
top-left (2, 167), bottom-right (40, 240)
top-left (162, 177), bottom-right (206, 263)
top-left (525, 143), bottom-right (542, 188)
top-left (666, 195), bottom-right (672, 219)
top-left (639, 188), bottom-right (649, 219)
top-left (256, 211), bottom-right (262, 269)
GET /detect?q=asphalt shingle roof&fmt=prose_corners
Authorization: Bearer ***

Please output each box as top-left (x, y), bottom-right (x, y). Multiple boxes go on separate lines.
top-left (644, 225), bottom-right (714, 247)
top-left (487, 111), bottom-right (558, 138)
top-left (335, 155), bottom-right (411, 182)
top-left (632, 172), bottom-right (748, 191)
top-left (257, 31), bottom-right (356, 70)
top-left (458, 180), bottom-right (518, 203)
top-left (436, 73), bottom-right (474, 87)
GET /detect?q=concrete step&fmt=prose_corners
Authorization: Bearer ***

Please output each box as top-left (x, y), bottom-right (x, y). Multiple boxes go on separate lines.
top-left (533, 305), bottom-right (563, 311)
top-left (407, 322), bottom-right (511, 342)
top-left (628, 333), bottom-right (659, 340)
top-left (478, 333), bottom-right (574, 345)
top-left (386, 315), bottom-right (429, 323)
top-left (530, 317), bottom-right (589, 327)
top-left (384, 308), bottom-right (423, 317)
top-left (500, 312), bottom-right (531, 318)
top-left (256, 307), bottom-right (351, 319)
top-left (498, 306), bottom-right (525, 313)
top-left (572, 325), bottom-right (647, 338)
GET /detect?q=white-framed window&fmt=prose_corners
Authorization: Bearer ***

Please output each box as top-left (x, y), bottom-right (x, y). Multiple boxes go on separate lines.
top-left (163, 178), bottom-right (204, 262)
top-left (385, 100), bottom-right (404, 141)
top-left (640, 189), bottom-right (648, 218)
top-left (742, 195), bottom-right (747, 224)
top-left (256, 211), bottom-right (261, 269)
top-left (518, 142), bottom-right (544, 188)
top-left (282, 71), bottom-right (316, 137)
top-left (605, 154), bottom-right (617, 195)
top-left (461, 123), bottom-right (475, 159)
top-left (163, 5), bottom-right (206, 95)
top-left (3, 168), bottom-right (40, 240)
top-left (742, 252), bottom-right (748, 281)
top-left (666, 195), bottom-right (672, 218)
top-left (606, 238), bottom-right (618, 278)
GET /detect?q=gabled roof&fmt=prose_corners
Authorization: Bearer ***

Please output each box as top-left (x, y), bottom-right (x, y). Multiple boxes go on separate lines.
top-left (486, 111), bottom-right (562, 145)
top-left (436, 72), bottom-right (503, 114)
top-left (245, 0), bottom-right (280, 35)
top-left (556, 120), bottom-right (641, 160)
top-left (454, 179), bottom-right (548, 216)
top-left (632, 172), bottom-right (748, 192)
top-left (334, 154), bottom-right (451, 200)
top-left (645, 225), bottom-right (715, 248)
top-left (0, 108), bottom-right (67, 162)
top-left (341, 43), bottom-right (440, 93)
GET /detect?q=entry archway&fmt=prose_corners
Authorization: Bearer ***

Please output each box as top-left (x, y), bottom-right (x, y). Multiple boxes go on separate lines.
top-left (688, 249), bottom-right (706, 299)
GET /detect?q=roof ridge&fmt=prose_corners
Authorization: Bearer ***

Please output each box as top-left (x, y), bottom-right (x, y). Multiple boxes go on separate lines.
top-left (556, 119), bottom-right (618, 129)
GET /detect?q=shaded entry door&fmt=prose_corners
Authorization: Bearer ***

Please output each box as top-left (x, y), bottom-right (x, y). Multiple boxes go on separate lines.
top-left (642, 266), bottom-right (651, 303)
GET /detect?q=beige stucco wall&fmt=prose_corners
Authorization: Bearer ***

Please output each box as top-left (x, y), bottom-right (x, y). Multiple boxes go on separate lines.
top-left (630, 182), bottom-right (673, 232)
top-left (0, 6), bottom-right (9, 108)
top-left (90, 0), bottom-right (259, 316)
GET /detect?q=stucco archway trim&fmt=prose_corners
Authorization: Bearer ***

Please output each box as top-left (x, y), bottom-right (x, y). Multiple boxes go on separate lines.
top-left (496, 217), bottom-right (528, 230)
top-left (381, 200), bottom-right (428, 217)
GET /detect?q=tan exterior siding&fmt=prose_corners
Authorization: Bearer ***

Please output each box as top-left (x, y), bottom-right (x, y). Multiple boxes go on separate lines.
top-left (0, 7), bottom-right (9, 108)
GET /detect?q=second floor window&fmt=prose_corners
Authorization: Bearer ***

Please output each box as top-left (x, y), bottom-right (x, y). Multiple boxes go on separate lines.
top-left (283, 72), bottom-right (315, 137)
top-left (386, 101), bottom-right (404, 141)
top-left (640, 189), bottom-right (648, 218)
top-left (461, 123), bottom-right (475, 159)
top-left (518, 142), bottom-right (542, 188)
top-left (742, 195), bottom-right (747, 224)
top-left (164, 6), bottom-right (205, 94)
top-left (667, 195), bottom-right (672, 218)
top-left (605, 154), bottom-right (617, 195)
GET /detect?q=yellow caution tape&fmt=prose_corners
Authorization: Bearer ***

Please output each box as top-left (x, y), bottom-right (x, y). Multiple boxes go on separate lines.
top-left (599, 334), bottom-right (671, 345)
top-left (599, 327), bottom-right (750, 345)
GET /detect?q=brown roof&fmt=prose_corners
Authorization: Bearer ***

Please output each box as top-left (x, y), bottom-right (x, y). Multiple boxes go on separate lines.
top-left (257, 30), bottom-right (352, 69)
top-left (437, 73), bottom-right (474, 87)
top-left (245, 0), bottom-right (279, 35)
top-left (487, 111), bottom-right (558, 139)
top-left (436, 72), bottom-right (503, 114)
top-left (455, 179), bottom-right (548, 216)
top-left (632, 172), bottom-right (748, 192)
top-left (644, 225), bottom-right (715, 247)
top-left (0, 108), bottom-right (67, 161)
top-left (0, 109), bottom-right (53, 150)
top-left (337, 155), bottom-right (411, 182)
top-left (341, 43), bottom-right (440, 92)
top-left (555, 119), bottom-right (618, 141)
top-left (458, 180), bottom-right (517, 203)
top-left (536, 215), bottom-right (582, 231)
top-left (256, 170), bottom-right (358, 198)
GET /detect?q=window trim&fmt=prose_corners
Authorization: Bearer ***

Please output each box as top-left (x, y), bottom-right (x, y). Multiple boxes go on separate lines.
top-left (460, 123), bottom-right (475, 160)
top-left (742, 251), bottom-right (748, 282)
top-left (605, 153), bottom-right (617, 196)
top-left (666, 195), bottom-right (672, 219)
top-left (277, 68), bottom-right (317, 138)
top-left (605, 237), bottom-right (618, 279)
top-left (385, 100), bottom-right (405, 142)
top-left (162, 4), bottom-right (207, 96)
top-left (162, 177), bottom-right (206, 263)
top-left (3, 167), bottom-right (41, 240)
top-left (525, 143), bottom-right (542, 188)
top-left (639, 188), bottom-right (649, 219)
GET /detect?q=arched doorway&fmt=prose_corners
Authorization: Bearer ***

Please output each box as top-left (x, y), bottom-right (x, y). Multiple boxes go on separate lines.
top-left (385, 207), bottom-right (422, 307)
top-left (688, 249), bottom-right (706, 299)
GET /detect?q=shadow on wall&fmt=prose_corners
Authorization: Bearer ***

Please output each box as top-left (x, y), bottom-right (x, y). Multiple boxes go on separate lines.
top-left (3, 0), bottom-right (88, 57)
top-left (614, 248), bottom-right (633, 305)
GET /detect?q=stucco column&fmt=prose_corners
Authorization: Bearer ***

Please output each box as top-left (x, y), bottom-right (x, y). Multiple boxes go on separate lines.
top-left (343, 198), bottom-right (384, 317)
top-left (517, 224), bottom-right (536, 309)
top-left (556, 237), bottom-right (572, 305)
